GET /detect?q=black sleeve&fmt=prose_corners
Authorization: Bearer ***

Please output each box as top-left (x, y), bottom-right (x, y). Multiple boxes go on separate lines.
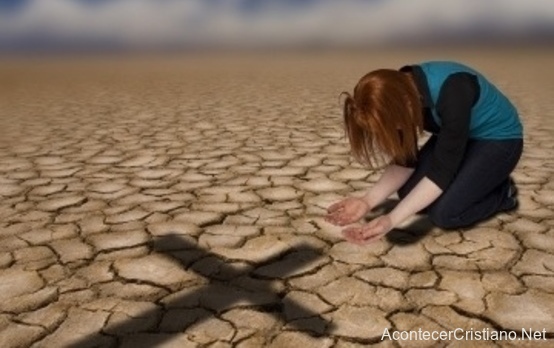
top-left (426, 72), bottom-right (479, 190)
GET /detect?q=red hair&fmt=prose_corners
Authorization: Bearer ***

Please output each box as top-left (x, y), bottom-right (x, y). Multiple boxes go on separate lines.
top-left (341, 69), bottom-right (423, 169)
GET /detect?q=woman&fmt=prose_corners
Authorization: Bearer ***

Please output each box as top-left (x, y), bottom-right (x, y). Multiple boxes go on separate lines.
top-left (325, 61), bottom-right (523, 244)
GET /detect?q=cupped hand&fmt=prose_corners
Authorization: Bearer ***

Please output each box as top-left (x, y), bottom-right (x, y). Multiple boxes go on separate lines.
top-left (325, 197), bottom-right (371, 226)
top-left (341, 215), bottom-right (393, 245)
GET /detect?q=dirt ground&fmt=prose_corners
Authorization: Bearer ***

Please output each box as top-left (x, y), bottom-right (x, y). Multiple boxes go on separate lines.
top-left (0, 46), bottom-right (553, 347)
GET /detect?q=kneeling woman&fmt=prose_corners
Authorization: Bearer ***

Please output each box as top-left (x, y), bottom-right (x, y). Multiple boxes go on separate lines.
top-left (325, 61), bottom-right (523, 244)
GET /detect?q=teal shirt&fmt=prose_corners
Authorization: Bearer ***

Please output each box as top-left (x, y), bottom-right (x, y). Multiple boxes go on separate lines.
top-left (400, 61), bottom-right (524, 189)
top-left (419, 61), bottom-right (523, 139)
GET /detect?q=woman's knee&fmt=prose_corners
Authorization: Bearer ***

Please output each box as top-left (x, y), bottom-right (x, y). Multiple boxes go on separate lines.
top-left (428, 205), bottom-right (462, 230)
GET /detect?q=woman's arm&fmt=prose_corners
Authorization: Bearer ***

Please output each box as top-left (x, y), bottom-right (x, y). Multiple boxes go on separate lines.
top-left (342, 176), bottom-right (442, 244)
top-left (387, 73), bottom-right (477, 226)
top-left (362, 164), bottom-right (414, 209)
top-left (388, 176), bottom-right (442, 226)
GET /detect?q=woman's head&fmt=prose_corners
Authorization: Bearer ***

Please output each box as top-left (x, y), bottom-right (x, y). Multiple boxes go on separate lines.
top-left (342, 69), bottom-right (423, 169)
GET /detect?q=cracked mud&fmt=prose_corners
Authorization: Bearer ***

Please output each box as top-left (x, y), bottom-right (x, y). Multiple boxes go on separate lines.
top-left (0, 49), bottom-right (553, 348)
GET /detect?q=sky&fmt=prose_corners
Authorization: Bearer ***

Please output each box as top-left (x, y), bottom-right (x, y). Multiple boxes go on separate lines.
top-left (0, 0), bottom-right (553, 51)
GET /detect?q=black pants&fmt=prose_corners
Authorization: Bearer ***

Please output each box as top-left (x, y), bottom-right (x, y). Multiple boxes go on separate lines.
top-left (398, 135), bottom-right (523, 229)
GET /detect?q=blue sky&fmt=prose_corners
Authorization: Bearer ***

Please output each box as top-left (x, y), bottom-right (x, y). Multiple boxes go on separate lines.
top-left (0, 0), bottom-right (553, 51)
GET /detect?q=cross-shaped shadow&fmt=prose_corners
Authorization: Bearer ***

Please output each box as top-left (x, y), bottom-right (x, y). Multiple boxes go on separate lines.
top-left (66, 233), bottom-right (336, 347)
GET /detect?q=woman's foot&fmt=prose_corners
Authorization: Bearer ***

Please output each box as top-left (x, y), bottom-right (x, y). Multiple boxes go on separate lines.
top-left (501, 178), bottom-right (519, 212)
top-left (507, 178), bottom-right (518, 198)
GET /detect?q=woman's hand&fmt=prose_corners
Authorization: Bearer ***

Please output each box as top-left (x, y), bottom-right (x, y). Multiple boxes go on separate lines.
top-left (341, 215), bottom-right (393, 244)
top-left (325, 197), bottom-right (371, 226)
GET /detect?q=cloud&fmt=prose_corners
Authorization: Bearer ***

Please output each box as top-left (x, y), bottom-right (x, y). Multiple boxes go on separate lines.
top-left (0, 0), bottom-right (553, 50)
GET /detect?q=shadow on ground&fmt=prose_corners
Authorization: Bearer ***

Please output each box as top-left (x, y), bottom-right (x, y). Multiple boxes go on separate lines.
top-left (66, 234), bottom-right (337, 347)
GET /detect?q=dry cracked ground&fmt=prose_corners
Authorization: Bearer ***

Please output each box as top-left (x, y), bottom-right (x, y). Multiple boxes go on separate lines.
top-left (0, 47), bottom-right (553, 348)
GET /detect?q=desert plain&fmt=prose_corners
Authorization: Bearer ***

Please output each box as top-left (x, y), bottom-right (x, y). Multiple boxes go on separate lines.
top-left (0, 46), bottom-right (553, 347)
